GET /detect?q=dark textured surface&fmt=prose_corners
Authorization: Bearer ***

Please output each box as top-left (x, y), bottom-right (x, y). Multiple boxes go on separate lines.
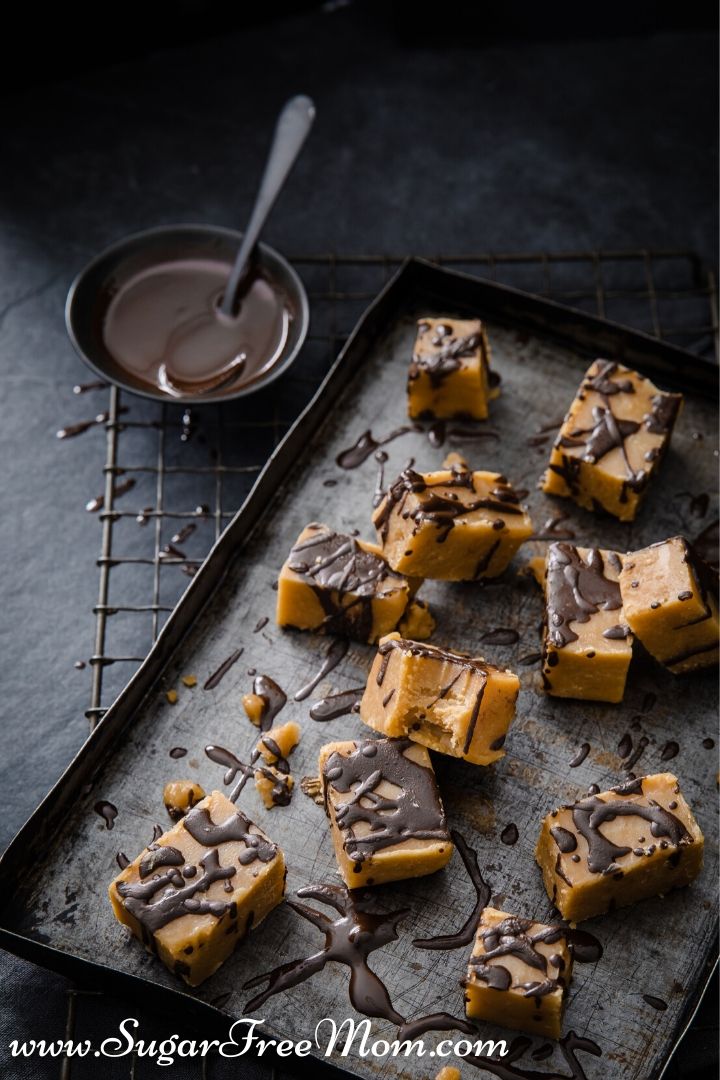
top-left (0, 2), bottom-right (717, 1077)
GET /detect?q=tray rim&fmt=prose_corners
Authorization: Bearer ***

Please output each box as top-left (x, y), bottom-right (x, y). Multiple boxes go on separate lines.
top-left (1, 256), bottom-right (717, 1079)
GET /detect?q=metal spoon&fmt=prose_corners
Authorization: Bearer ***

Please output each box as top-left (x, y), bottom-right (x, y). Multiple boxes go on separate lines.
top-left (219, 94), bottom-right (316, 319)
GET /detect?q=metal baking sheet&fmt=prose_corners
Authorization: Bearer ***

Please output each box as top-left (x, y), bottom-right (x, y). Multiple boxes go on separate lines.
top-left (1, 259), bottom-right (717, 1080)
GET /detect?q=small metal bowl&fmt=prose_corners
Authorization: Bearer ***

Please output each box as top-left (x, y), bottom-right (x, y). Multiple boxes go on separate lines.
top-left (65, 224), bottom-right (309, 405)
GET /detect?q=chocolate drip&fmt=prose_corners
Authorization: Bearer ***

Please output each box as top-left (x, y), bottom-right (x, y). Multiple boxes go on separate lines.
top-left (309, 687), bottom-right (364, 722)
top-left (644, 393), bottom-right (681, 436)
top-left (115, 852), bottom-right (130, 870)
top-left (550, 826), bottom-right (577, 854)
top-left (571, 790), bottom-right (691, 874)
top-left (374, 467), bottom-right (522, 545)
top-left (568, 742), bottom-right (590, 768)
top-left (623, 735), bottom-right (649, 772)
top-left (139, 846), bottom-right (184, 878)
top-left (469, 916), bottom-right (569, 1002)
top-left (481, 627), bottom-right (520, 646)
top-left (661, 740), bottom-right (679, 761)
top-left (244, 882), bottom-right (408, 1023)
top-left (501, 823), bottom-right (519, 846)
top-left (396, 1012), bottom-right (477, 1041)
top-left (561, 407), bottom-right (640, 468)
top-left (294, 638), bottom-right (349, 701)
top-left (603, 624), bottom-right (630, 640)
top-left (336, 427), bottom-right (414, 469)
top-left (94, 800), bottom-right (118, 830)
top-left (203, 648), bottom-right (243, 690)
top-left (643, 994), bottom-right (668, 1011)
top-left (253, 616), bottom-right (269, 633)
top-left (323, 739), bottom-right (450, 865)
top-left (618, 733), bottom-right (633, 759)
top-left (583, 360), bottom-right (635, 396)
top-left (546, 543), bottom-right (621, 648)
top-left (287, 527), bottom-right (397, 640)
top-left (251, 674), bottom-right (287, 731)
top-left (466, 1030), bottom-right (602, 1080)
top-left (413, 830), bottom-right (490, 950)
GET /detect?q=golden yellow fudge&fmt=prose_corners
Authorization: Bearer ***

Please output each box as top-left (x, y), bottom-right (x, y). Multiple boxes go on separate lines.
top-left (360, 634), bottom-right (519, 765)
top-left (109, 790), bottom-right (285, 986)
top-left (276, 523), bottom-right (433, 643)
top-left (435, 1070), bottom-right (461, 1080)
top-left (465, 908), bottom-right (574, 1038)
top-left (407, 317), bottom-right (497, 421)
top-left (373, 466), bottom-right (532, 581)
top-left (536, 773), bottom-right (703, 922)
top-left (620, 536), bottom-right (719, 674)
top-left (319, 736), bottom-right (453, 886)
top-left (542, 359), bottom-right (682, 521)
top-left (254, 721), bottom-right (301, 809)
top-left (541, 542), bottom-right (632, 703)
top-left (163, 780), bottom-right (206, 821)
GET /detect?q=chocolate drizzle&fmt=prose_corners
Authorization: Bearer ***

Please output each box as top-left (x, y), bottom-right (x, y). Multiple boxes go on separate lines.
top-left (309, 687), bottom-right (364, 722)
top-left (336, 427), bottom-right (414, 469)
top-left (570, 787), bottom-right (691, 874)
top-left (203, 648), bottom-right (243, 690)
top-left (374, 467), bottom-right (523, 549)
top-left (323, 739), bottom-right (450, 867)
top-left (568, 743), bottom-right (590, 768)
top-left (94, 800), bottom-right (118, 830)
top-left (468, 916), bottom-right (571, 1006)
top-left (546, 543), bottom-right (622, 648)
top-left (467, 1030), bottom-right (602, 1080)
top-left (116, 803), bottom-right (275, 938)
top-left (501, 823), bottom-right (519, 846)
top-left (294, 638), bottom-right (349, 701)
top-left (409, 325), bottom-right (488, 389)
top-left (244, 883), bottom-right (408, 1023)
top-left (250, 674), bottom-right (287, 731)
top-left (287, 526), bottom-right (399, 640)
top-left (413, 830), bottom-right (491, 950)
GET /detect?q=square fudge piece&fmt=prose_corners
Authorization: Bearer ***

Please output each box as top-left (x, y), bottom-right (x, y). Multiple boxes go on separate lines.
top-left (620, 536), bottom-right (719, 674)
top-left (536, 773), bottom-right (704, 922)
top-left (360, 634), bottom-right (519, 765)
top-left (541, 542), bottom-right (633, 703)
top-left (373, 466), bottom-right (533, 581)
top-left (276, 523), bottom-right (433, 643)
top-left (542, 359), bottom-right (682, 521)
top-left (319, 736), bottom-right (453, 886)
top-left (465, 907), bottom-right (574, 1039)
top-left (407, 317), bottom-right (497, 421)
top-left (109, 790), bottom-right (285, 986)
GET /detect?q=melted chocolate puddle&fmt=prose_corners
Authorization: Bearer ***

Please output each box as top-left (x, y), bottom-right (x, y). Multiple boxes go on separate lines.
top-left (568, 743), bottom-right (590, 768)
top-left (294, 638), bottom-right (349, 702)
top-left (252, 674), bottom-right (287, 730)
top-left (102, 260), bottom-right (292, 398)
top-left (413, 830), bottom-right (490, 950)
top-left (243, 883), bottom-right (408, 1023)
top-left (336, 426), bottom-right (415, 469)
top-left (203, 649), bottom-right (243, 690)
top-left (309, 687), bottom-right (364, 722)
top-left (500, 823), bottom-right (519, 846)
top-left (169, 746), bottom-right (187, 759)
top-left (94, 800), bottom-right (118, 830)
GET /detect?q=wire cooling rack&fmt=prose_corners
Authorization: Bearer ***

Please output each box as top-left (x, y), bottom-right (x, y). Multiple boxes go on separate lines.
top-left (55, 248), bottom-right (717, 1077)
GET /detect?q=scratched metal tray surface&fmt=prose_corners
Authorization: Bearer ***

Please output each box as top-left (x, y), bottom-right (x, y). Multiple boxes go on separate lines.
top-left (0, 260), bottom-right (717, 1080)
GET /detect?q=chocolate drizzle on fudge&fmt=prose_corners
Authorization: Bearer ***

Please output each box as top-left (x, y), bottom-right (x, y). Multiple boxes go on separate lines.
top-left (545, 543), bottom-right (622, 649)
top-left (469, 916), bottom-right (570, 1005)
top-left (374, 468), bottom-right (523, 548)
top-left (322, 738), bottom-right (450, 868)
top-left (287, 526), bottom-right (398, 639)
top-left (553, 782), bottom-right (693, 875)
top-left (116, 804), bottom-right (277, 938)
top-left (409, 321), bottom-right (490, 390)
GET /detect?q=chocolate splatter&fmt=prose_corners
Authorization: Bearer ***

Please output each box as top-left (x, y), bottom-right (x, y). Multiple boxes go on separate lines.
top-left (569, 743), bottom-right (590, 768)
top-left (94, 800), bottom-right (118, 830)
top-left (413, 831), bottom-right (491, 950)
top-left (500, 823), bottom-right (519, 846)
top-left (336, 427), bottom-right (414, 469)
top-left (309, 687), bottom-right (364, 722)
top-left (294, 638), bottom-right (349, 702)
top-left (203, 648), bottom-right (244, 690)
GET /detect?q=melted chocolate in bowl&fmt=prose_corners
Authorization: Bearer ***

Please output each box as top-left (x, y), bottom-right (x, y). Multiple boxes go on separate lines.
top-left (102, 258), bottom-right (292, 397)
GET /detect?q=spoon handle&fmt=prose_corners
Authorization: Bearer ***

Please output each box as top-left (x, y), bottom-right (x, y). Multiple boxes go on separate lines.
top-left (220, 95), bottom-right (315, 317)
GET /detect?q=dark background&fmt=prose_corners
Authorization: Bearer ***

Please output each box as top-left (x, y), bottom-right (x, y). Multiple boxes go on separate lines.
top-left (0, 1), bottom-right (717, 1077)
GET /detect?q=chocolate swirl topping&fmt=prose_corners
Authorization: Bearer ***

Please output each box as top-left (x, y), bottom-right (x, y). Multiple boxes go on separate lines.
top-left (323, 738), bottom-right (450, 866)
top-left (469, 915), bottom-right (569, 1005)
top-left (288, 526), bottom-right (398, 640)
top-left (568, 785), bottom-right (692, 874)
top-left (546, 543), bottom-right (622, 648)
top-left (409, 326), bottom-right (487, 389)
top-left (374, 467), bottom-right (522, 548)
top-left (116, 804), bottom-right (277, 939)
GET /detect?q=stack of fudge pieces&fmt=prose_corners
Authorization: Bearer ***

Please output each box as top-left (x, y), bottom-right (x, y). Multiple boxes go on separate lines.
top-left (108, 315), bottom-right (713, 1040)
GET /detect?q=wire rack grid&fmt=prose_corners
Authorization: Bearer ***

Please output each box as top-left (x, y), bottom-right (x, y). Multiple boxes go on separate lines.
top-left (55, 247), bottom-right (716, 1079)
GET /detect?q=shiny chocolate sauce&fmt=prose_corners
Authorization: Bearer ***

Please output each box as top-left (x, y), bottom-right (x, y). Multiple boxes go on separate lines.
top-left (102, 260), bottom-right (292, 398)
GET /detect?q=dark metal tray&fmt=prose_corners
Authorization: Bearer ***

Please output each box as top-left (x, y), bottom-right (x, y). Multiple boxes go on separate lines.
top-left (1, 259), bottom-right (717, 1080)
